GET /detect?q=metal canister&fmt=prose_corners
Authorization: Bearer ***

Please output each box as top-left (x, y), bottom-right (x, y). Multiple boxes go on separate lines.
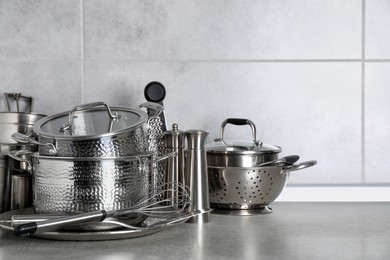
top-left (164, 123), bottom-right (185, 207)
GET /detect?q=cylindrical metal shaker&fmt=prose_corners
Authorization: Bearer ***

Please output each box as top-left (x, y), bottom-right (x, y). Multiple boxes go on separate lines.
top-left (164, 123), bottom-right (185, 207)
top-left (185, 130), bottom-right (210, 223)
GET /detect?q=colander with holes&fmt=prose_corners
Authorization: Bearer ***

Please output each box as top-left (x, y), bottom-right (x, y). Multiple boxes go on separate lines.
top-left (208, 161), bottom-right (316, 212)
top-left (206, 118), bottom-right (317, 214)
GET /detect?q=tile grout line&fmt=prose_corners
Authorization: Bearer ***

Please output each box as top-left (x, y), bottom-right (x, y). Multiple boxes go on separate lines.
top-left (361, 0), bottom-right (366, 183)
top-left (81, 0), bottom-right (85, 103)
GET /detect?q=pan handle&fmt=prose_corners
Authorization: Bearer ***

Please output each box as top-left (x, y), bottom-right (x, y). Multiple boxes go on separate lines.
top-left (282, 160), bottom-right (317, 172)
top-left (215, 118), bottom-right (261, 146)
top-left (11, 133), bottom-right (57, 155)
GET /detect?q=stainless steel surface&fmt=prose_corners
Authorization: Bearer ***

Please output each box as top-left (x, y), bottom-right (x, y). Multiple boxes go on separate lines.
top-left (185, 129), bottom-right (211, 223)
top-left (29, 102), bottom-right (149, 157)
top-left (208, 161), bottom-right (316, 210)
top-left (206, 118), bottom-right (281, 167)
top-left (164, 123), bottom-right (185, 206)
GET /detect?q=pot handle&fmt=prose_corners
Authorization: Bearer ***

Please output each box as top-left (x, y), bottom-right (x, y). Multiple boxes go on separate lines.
top-left (282, 160), bottom-right (317, 172)
top-left (8, 150), bottom-right (33, 173)
top-left (216, 118), bottom-right (261, 146)
top-left (60, 102), bottom-right (118, 132)
top-left (11, 133), bottom-right (58, 155)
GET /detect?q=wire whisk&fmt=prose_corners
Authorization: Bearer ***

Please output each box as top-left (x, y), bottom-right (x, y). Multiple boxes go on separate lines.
top-left (113, 181), bottom-right (190, 218)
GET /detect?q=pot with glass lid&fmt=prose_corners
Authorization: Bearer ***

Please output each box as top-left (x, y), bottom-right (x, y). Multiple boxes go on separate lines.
top-left (11, 102), bottom-right (163, 157)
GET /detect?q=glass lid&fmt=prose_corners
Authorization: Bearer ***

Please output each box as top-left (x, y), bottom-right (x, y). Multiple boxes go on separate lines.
top-left (33, 102), bottom-right (147, 139)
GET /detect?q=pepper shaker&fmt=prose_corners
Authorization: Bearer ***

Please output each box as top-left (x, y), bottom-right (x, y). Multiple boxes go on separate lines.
top-left (184, 129), bottom-right (210, 223)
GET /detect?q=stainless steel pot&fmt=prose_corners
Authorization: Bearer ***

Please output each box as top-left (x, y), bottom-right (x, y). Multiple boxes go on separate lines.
top-left (0, 112), bottom-right (46, 145)
top-left (9, 150), bottom-right (174, 215)
top-left (12, 102), bottom-right (163, 157)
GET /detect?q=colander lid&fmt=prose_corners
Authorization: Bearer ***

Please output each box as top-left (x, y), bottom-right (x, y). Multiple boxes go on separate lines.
top-left (205, 118), bottom-right (281, 155)
top-left (206, 139), bottom-right (281, 155)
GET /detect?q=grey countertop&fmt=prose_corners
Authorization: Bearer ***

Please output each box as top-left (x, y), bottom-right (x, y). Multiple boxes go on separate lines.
top-left (1, 202), bottom-right (390, 260)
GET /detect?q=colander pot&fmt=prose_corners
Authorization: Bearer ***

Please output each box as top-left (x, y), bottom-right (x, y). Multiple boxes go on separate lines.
top-left (208, 160), bottom-right (316, 212)
top-left (206, 118), bottom-right (317, 213)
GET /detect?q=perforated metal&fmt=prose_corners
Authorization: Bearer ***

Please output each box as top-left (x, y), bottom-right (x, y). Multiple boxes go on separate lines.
top-left (208, 166), bottom-right (288, 210)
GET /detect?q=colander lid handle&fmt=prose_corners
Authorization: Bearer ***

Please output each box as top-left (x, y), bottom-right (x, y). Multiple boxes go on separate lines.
top-left (216, 118), bottom-right (261, 146)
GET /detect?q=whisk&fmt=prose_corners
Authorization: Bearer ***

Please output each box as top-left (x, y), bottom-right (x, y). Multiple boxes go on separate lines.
top-left (14, 182), bottom-right (192, 237)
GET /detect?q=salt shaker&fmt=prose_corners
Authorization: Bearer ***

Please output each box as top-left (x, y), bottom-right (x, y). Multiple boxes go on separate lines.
top-left (184, 129), bottom-right (211, 223)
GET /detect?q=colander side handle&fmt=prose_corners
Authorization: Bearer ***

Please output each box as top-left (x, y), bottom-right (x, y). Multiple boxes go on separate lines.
top-left (282, 160), bottom-right (317, 172)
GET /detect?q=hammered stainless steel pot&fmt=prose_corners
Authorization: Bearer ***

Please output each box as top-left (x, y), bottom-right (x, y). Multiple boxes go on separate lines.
top-left (12, 102), bottom-right (163, 157)
top-left (8, 150), bottom-right (174, 215)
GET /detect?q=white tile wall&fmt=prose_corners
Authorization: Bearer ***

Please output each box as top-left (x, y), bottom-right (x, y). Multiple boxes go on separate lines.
top-left (0, 0), bottom-right (389, 185)
top-left (365, 63), bottom-right (390, 183)
top-left (84, 0), bottom-right (361, 60)
top-left (366, 0), bottom-right (390, 59)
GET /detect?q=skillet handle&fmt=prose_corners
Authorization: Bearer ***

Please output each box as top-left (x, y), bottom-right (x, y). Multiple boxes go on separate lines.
top-left (282, 160), bottom-right (317, 172)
